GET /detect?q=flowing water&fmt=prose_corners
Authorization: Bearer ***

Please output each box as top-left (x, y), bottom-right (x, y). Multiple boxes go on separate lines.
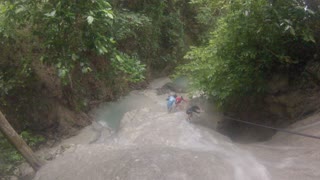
top-left (93, 91), bottom-right (161, 129)
top-left (34, 77), bottom-right (320, 180)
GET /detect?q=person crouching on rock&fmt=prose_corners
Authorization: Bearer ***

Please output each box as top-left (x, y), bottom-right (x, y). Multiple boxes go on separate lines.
top-left (174, 96), bottom-right (188, 111)
top-left (167, 94), bottom-right (177, 113)
top-left (186, 105), bottom-right (201, 121)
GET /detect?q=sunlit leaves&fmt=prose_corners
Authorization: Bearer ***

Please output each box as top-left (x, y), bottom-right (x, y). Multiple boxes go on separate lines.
top-left (87, 15), bottom-right (94, 24)
top-left (44, 10), bottom-right (56, 17)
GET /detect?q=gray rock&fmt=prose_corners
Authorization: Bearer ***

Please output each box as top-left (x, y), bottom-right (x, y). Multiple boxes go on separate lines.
top-left (156, 82), bottom-right (186, 95)
top-left (34, 109), bottom-right (269, 180)
top-left (12, 168), bottom-right (20, 177)
top-left (16, 163), bottom-right (34, 180)
top-left (5, 176), bottom-right (19, 180)
top-left (267, 73), bottom-right (289, 94)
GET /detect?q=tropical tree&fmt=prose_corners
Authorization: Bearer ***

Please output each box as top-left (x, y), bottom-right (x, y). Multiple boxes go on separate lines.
top-left (2, 0), bottom-right (145, 85)
top-left (177, 0), bottom-right (318, 108)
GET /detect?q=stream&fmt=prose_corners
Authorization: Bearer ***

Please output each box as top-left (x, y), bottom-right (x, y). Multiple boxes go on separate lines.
top-left (34, 77), bottom-right (320, 180)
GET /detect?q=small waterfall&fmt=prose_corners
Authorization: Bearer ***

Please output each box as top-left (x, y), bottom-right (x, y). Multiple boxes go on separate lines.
top-left (34, 77), bottom-right (320, 180)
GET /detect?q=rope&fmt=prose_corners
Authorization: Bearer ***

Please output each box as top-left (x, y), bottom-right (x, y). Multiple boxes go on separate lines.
top-left (223, 116), bottom-right (320, 140)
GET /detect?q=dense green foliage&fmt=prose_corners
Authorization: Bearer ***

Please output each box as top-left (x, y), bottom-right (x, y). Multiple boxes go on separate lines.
top-left (1, 0), bottom-right (146, 85)
top-left (177, 0), bottom-right (319, 107)
top-left (111, 0), bottom-right (195, 71)
top-left (0, 0), bottom-right (198, 175)
top-left (0, 0), bottom-right (195, 97)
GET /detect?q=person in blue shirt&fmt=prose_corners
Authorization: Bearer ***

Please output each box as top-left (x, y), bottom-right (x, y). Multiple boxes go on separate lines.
top-left (167, 94), bottom-right (177, 113)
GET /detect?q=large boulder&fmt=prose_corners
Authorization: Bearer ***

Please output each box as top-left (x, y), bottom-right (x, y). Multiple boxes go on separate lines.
top-left (156, 82), bottom-right (186, 95)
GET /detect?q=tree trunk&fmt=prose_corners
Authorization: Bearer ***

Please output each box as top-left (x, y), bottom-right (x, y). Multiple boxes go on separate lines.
top-left (0, 110), bottom-right (43, 171)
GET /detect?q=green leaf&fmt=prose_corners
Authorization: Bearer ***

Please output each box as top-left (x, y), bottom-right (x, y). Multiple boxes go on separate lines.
top-left (87, 15), bottom-right (94, 24)
top-left (44, 10), bottom-right (56, 17)
top-left (71, 54), bottom-right (78, 61)
top-left (306, 9), bottom-right (315, 15)
top-left (40, 56), bottom-right (44, 62)
top-left (107, 13), bottom-right (114, 19)
top-left (15, 6), bottom-right (26, 14)
top-left (302, 30), bottom-right (316, 43)
top-left (289, 27), bottom-right (296, 36)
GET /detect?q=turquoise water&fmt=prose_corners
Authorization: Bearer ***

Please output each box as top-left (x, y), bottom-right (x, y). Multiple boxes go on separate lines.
top-left (93, 91), bottom-right (161, 130)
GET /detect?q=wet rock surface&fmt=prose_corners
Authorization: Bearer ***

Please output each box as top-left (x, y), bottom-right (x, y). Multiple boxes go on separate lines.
top-left (34, 109), bottom-right (269, 180)
top-left (33, 77), bottom-right (320, 180)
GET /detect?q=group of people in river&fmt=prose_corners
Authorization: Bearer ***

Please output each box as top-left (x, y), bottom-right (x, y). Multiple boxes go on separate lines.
top-left (166, 94), bottom-right (202, 121)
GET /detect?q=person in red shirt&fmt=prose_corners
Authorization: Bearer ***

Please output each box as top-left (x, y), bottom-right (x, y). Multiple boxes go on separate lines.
top-left (174, 96), bottom-right (187, 111)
